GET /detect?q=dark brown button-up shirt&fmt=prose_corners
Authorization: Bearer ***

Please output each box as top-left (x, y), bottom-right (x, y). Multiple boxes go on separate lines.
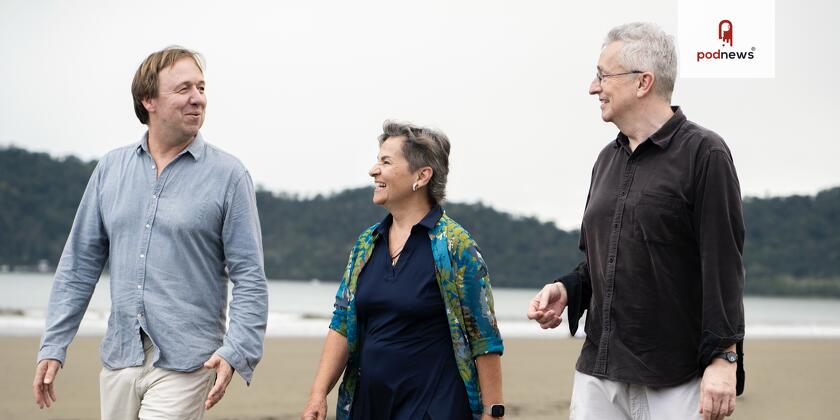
top-left (559, 107), bottom-right (745, 392)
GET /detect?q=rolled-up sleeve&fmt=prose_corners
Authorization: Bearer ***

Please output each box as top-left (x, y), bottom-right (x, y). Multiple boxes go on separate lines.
top-left (330, 240), bottom-right (361, 337)
top-left (39, 162), bottom-right (109, 365)
top-left (218, 171), bottom-right (268, 385)
top-left (693, 148), bottom-right (746, 392)
top-left (328, 282), bottom-right (350, 337)
top-left (460, 245), bottom-right (504, 357)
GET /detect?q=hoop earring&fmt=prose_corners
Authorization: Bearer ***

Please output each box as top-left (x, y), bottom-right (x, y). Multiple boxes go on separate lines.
top-left (412, 183), bottom-right (418, 192)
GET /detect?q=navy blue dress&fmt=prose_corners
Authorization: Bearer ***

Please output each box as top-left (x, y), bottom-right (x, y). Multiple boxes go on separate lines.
top-left (351, 206), bottom-right (472, 420)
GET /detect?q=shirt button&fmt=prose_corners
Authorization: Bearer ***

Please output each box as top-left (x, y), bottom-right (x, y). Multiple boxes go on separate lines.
top-left (609, 256), bottom-right (614, 263)
top-left (152, 194), bottom-right (157, 199)
top-left (145, 224), bottom-right (150, 229)
top-left (140, 254), bottom-right (145, 258)
top-left (137, 313), bottom-right (143, 318)
top-left (137, 284), bottom-right (142, 289)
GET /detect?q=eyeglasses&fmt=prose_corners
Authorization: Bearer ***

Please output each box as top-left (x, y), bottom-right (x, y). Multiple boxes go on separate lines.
top-left (595, 70), bottom-right (643, 83)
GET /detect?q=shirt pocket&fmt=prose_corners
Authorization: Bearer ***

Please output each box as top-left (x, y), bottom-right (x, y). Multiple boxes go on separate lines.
top-left (631, 192), bottom-right (693, 246)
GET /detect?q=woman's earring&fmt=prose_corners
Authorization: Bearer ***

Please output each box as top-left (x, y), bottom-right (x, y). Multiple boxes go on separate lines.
top-left (412, 183), bottom-right (419, 192)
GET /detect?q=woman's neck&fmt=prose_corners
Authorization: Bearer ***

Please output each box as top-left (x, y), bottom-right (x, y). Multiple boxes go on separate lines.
top-left (388, 200), bottom-right (433, 232)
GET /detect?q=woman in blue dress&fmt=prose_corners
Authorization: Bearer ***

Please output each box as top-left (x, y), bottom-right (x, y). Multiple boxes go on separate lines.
top-left (301, 121), bottom-right (505, 420)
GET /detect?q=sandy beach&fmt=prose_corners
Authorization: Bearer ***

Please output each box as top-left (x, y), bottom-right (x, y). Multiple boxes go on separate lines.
top-left (2, 337), bottom-right (838, 419)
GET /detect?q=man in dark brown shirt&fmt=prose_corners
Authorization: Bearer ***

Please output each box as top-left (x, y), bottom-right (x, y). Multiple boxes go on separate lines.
top-left (527, 23), bottom-right (744, 420)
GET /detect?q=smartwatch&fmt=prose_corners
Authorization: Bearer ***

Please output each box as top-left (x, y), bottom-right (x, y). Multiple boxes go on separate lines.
top-left (486, 404), bottom-right (505, 418)
top-left (716, 351), bottom-right (738, 363)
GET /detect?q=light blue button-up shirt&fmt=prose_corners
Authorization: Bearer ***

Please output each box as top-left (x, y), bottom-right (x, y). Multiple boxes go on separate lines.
top-left (38, 132), bottom-right (268, 384)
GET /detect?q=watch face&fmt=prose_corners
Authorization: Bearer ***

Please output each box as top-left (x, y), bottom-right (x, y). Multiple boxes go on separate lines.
top-left (726, 353), bottom-right (738, 362)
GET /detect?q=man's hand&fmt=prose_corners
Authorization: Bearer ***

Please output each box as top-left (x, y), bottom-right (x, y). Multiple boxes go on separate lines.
top-left (33, 359), bottom-right (61, 409)
top-left (526, 282), bottom-right (568, 329)
top-left (203, 354), bottom-right (234, 411)
top-left (699, 357), bottom-right (737, 420)
top-left (301, 394), bottom-right (328, 420)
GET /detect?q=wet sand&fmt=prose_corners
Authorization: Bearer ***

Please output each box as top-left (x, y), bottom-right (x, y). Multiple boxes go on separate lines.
top-left (2, 337), bottom-right (838, 419)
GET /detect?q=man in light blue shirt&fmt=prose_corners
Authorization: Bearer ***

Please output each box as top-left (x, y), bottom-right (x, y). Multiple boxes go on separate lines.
top-left (32, 47), bottom-right (268, 419)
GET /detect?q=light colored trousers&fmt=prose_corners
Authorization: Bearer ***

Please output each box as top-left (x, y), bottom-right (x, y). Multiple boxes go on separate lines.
top-left (570, 370), bottom-right (701, 420)
top-left (99, 335), bottom-right (216, 420)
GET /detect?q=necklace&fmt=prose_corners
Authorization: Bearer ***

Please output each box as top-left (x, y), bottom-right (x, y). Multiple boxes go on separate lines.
top-left (389, 223), bottom-right (411, 266)
top-left (390, 244), bottom-right (405, 266)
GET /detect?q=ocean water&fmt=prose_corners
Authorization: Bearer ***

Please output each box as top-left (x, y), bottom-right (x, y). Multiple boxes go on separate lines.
top-left (2, 273), bottom-right (840, 338)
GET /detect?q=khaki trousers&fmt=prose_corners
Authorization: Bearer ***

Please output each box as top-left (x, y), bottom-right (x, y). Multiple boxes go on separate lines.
top-left (570, 370), bottom-right (701, 420)
top-left (99, 335), bottom-right (216, 420)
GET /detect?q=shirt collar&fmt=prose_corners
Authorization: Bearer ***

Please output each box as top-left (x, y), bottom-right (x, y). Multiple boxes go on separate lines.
top-left (613, 106), bottom-right (686, 150)
top-left (418, 205), bottom-right (444, 229)
top-left (135, 131), bottom-right (206, 161)
top-left (135, 133), bottom-right (149, 155)
top-left (375, 204), bottom-right (444, 236)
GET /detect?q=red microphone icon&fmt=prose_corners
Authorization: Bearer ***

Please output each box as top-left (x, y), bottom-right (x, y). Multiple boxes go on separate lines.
top-left (719, 20), bottom-right (733, 47)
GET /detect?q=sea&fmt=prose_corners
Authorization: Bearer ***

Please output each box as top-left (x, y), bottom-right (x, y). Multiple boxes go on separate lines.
top-left (3, 273), bottom-right (840, 338)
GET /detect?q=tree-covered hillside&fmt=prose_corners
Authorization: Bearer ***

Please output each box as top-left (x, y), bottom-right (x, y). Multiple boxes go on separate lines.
top-left (256, 187), bottom-right (581, 286)
top-left (2, 146), bottom-right (838, 296)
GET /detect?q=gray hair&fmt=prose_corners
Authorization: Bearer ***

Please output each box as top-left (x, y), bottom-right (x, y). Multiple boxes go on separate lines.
top-left (604, 22), bottom-right (677, 101)
top-left (378, 120), bottom-right (451, 204)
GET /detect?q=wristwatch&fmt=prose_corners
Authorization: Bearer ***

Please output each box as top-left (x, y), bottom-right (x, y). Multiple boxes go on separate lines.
top-left (716, 351), bottom-right (738, 363)
top-left (486, 404), bottom-right (505, 418)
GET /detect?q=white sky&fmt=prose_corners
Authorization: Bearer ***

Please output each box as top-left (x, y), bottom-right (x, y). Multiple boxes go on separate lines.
top-left (1, 0), bottom-right (837, 229)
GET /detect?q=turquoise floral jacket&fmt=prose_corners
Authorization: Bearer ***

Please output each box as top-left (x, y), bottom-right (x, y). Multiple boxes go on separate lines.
top-left (328, 211), bottom-right (504, 419)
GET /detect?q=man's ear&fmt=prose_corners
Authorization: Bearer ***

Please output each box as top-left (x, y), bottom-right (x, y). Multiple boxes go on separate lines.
top-left (636, 73), bottom-right (656, 98)
top-left (141, 96), bottom-right (155, 113)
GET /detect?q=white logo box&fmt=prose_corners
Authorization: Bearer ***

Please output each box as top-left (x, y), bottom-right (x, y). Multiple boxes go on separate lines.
top-left (678, 0), bottom-right (775, 78)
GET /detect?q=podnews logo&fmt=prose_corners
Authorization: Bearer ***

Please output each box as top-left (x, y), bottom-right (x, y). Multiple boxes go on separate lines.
top-left (679, 0), bottom-right (773, 78)
top-left (696, 19), bottom-right (755, 62)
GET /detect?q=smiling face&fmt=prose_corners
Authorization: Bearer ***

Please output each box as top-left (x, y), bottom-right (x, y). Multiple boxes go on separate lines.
top-left (143, 57), bottom-right (206, 144)
top-left (589, 41), bottom-right (639, 124)
top-left (369, 136), bottom-right (418, 209)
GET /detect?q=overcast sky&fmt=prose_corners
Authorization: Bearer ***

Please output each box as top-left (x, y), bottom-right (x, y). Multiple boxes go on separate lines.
top-left (1, 0), bottom-right (837, 229)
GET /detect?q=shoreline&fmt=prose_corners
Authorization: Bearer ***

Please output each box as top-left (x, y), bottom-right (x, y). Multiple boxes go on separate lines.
top-left (5, 313), bottom-right (840, 338)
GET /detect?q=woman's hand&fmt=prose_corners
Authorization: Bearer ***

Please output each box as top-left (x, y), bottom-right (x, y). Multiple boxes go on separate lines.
top-left (302, 329), bottom-right (348, 420)
top-left (301, 394), bottom-right (327, 420)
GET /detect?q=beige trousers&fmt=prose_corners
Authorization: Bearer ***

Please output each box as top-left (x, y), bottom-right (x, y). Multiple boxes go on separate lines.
top-left (99, 334), bottom-right (216, 420)
top-left (570, 370), bottom-right (702, 420)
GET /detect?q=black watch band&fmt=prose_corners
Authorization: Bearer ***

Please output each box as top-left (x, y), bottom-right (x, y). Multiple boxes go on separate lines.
top-left (486, 404), bottom-right (505, 417)
top-left (716, 351), bottom-right (738, 363)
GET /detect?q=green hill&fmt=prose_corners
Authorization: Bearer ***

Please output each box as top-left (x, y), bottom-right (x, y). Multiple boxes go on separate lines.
top-left (2, 146), bottom-right (838, 296)
top-left (256, 187), bottom-right (580, 287)
top-left (0, 147), bottom-right (97, 269)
